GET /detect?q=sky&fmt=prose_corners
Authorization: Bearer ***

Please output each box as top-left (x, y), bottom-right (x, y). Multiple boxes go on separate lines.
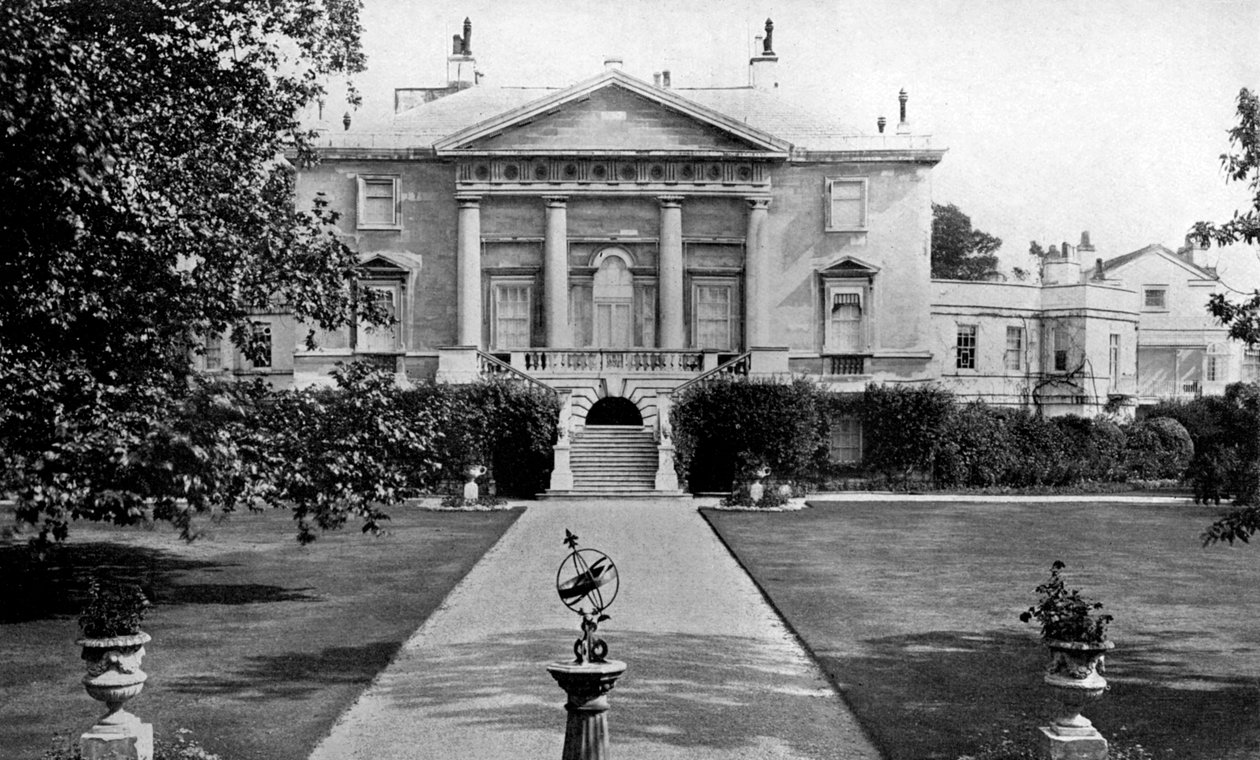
top-left (348, 0), bottom-right (1260, 288)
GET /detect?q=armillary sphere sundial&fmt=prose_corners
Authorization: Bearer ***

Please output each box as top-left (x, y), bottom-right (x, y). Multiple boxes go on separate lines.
top-left (547, 529), bottom-right (627, 760)
top-left (556, 528), bottom-right (619, 664)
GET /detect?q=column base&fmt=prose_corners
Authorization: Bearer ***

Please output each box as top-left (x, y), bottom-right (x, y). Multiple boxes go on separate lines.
top-left (1039, 725), bottom-right (1108, 760)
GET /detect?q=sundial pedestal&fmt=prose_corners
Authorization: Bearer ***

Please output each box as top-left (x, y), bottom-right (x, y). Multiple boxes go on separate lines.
top-left (547, 660), bottom-right (627, 760)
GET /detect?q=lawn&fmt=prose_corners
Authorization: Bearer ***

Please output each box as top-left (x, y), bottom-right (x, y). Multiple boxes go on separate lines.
top-left (703, 500), bottom-right (1260, 760)
top-left (0, 505), bottom-right (522, 760)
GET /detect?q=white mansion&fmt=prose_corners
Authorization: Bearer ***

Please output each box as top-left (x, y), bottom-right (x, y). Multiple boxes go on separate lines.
top-left (199, 19), bottom-right (1256, 493)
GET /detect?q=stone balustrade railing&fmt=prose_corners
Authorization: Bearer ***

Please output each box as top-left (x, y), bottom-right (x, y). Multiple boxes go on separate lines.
top-left (517, 349), bottom-right (706, 374)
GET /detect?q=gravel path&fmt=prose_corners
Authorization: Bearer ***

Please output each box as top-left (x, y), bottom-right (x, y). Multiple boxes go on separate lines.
top-left (308, 500), bottom-right (881, 760)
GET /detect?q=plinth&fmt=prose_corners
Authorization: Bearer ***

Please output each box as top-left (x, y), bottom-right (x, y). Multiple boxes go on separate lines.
top-left (546, 659), bottom-right (627, 760)
top-left (81, 711), bottom-right (153, 760)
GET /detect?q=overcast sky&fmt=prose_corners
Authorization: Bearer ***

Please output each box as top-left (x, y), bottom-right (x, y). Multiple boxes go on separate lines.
top-left (351, 0), bottom-right (1259, 288)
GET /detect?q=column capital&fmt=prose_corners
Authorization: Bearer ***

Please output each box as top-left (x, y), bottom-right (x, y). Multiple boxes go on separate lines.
top-left (657, 194), bottom-right (685, 208)
top-left (746, 197), bottom-right (772, 211)
top-left (542, 195), bottom-right (569, 208)
top-left (456, 193), bottom-right (482, 208)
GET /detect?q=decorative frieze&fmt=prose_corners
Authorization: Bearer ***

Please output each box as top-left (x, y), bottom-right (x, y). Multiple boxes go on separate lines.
top-left (457, 158), bottom-right (768, 188)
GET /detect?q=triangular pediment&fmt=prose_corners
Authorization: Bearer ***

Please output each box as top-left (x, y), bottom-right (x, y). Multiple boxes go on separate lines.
top-left (434, 70), bottom-right (790, 157)
top-left (820, 256), bottom-right (881, 277)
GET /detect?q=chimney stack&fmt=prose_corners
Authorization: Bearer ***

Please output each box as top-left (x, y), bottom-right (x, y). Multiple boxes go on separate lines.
top-left (1178, 233), bottom-right (1210, 269)
top-left (604, 56), bottom-right (624, 71)
top-left (749, 18), bottom-right (779, 91)
top-left (1078, 230), bottom-right (1094, 253)
top-left (1043, 240), bottom-right (1082, 285)
top-left (447, 17), bottom-right (477, 89)
top-left (896, 89), bottom-right (910, 134)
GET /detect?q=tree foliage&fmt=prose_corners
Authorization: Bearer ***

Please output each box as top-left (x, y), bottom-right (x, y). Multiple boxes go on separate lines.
top-left (930, 203), bottom-right (1003, 280)
top-left (0, 0), bottom-right (376, 540)
top-left (1191, 87), bottom-right (1260, 345)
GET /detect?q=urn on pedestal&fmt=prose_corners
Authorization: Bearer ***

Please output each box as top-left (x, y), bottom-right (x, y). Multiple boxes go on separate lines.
top-left (76, 581), bottom-right (154, 760)
top-left (1020, 561), bottom-right (1114, 760)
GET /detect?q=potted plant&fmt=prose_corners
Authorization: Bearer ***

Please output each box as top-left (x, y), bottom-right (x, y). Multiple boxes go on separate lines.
top-left (76, 580), bottom-right (152, 730)
top-left (1020, 560), bottom-right (1114, 734)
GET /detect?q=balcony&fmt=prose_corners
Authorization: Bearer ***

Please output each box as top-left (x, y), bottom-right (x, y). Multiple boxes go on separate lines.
top-left (826, 355), bottom-right (866, 375)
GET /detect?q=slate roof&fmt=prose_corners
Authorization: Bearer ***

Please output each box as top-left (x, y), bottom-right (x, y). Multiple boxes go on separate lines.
top-left (317, 71), bottom-right (932, 154)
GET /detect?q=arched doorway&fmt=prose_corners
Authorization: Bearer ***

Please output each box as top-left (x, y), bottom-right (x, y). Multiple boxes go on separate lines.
top-left (585, 397), bottom-right (644, 426)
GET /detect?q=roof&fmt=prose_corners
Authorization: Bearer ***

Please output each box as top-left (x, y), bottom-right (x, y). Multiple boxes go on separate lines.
top-left (1100, 243), bottom-right (1218, 280)
top-left (313, 69), bottom-right (937, 156)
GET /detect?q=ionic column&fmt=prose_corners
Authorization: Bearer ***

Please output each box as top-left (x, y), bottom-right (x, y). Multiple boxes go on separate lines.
top-left (544, 196), bottom-right (571, 347)
top-left (744, 197), bottom-right (771, 348)
top-left (456, 194), bottom-right (482, 347)
top-left (658, 195), bottom-right (685, 349)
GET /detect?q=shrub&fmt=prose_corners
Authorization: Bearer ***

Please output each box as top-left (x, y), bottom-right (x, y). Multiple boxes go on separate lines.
top-left (933, 402), bottom-right (1014, 487)
top-left (1122, 417), bottom-right (1193, 480)
top-left (861, 383), bottom-right (954, 483)
top-left (671, 377), bottom-right (823, 492)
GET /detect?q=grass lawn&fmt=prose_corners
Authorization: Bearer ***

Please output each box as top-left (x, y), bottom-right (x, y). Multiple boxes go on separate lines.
top-left (703, 500), bottom-right (1260, 760)
top-left (0, 504), bottom-right (522, 760)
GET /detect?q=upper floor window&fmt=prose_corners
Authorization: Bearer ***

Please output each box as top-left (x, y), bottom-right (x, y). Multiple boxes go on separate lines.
top-left (204, 337), bottom-right (223, 372)
top-left (826, 290), bottom-right (867, 354)
top-left (1004, 326), bottom-right (1023, 371)
top-left (956, 324), bottom-right (977, 370)
top-left (1142, 287), bottom-right (1167, 310)
top-left (825, 178), bottom-right (868, 231)
top-left (1053, 325), bottom-right (1070, 372)
top-left (357, 175), bottom-right (401, 229)
top-left (1109, 334), bottom-right (1120, 384)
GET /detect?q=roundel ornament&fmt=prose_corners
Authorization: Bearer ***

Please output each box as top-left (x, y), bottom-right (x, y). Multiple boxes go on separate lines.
top-left (556, 529), bottom-right (619, 663)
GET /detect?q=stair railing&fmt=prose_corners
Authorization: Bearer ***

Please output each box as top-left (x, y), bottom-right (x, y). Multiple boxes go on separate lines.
top-left (476, 351), bottom-right (556, 394)
top-left (669, 351), bottom-right (751, 397)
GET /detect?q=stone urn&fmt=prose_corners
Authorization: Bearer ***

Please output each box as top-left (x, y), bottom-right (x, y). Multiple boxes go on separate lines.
top-left (78, 632), bottom-right (150, 728)
top-left (748, 466), bottom-right (771, 504)
top-left (1042, 639), bottom-right (1113, 734)
top-left (463, 464), bottom-right (487, 499)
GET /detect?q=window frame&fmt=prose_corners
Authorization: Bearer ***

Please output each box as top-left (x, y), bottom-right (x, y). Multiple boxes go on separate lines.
top-left (828, 417), bottom-right (864, 465)
top-left (1108, 333), bottom-right (1120, 384)
top-left (355, 282), bottom-right (403, 353)
top-left (247, 320), bottom-right (273, 370)
top-left (1141, 286), bottom-right (1168, 312)
top-left (356, 175), bottom-right (402, 230)
top-left (690, 277), bottom-right (739, 351)
top-left (824, 177), bottom-right (869, 232)
top-left (491, 278), bottom-right (534, 350)
top-left (955, 324), bottom-right (978, 370)
top-left (824, 285), bottom-right (869, 354)
top-left (1004, 326), bottom-right (1023, 371)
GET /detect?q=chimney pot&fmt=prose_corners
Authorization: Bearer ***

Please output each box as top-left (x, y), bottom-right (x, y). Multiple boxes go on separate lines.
top-left (877, 116), bottom-right (886, 133)
top-left (662, 70), bottom-right (671, 88)
top-left (896, 89), bottom-right (910, 134)
top-left (462, 18), bottom-right (472, 55)
top-left (763, 18), bottom-right (775, 55)
top-left (342, 111), bottom-right (351, 131)
top-left (653, 72), bottom-right (661, 87)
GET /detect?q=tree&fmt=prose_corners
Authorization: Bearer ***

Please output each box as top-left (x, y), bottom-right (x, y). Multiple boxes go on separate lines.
top-left (1188, 88), bottom-right (1260, 545)
top-left (1190, 87), bottom-right (1260, 345)
top-left (0, 0), bottom-right (381, 542)
top-left (931, 203), bottom-right (1003, 280)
